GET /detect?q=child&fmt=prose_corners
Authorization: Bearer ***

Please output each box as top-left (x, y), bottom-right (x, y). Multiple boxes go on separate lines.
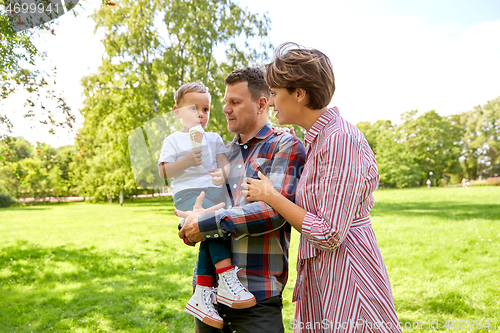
top-left (158, 83), bottom-right (256, 329)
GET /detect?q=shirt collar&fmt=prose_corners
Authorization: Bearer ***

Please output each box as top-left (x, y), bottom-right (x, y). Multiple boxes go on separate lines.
top-left (230, 123), bottom-right (273, 146)
top-left (304, 107), bottom-right (339, 147)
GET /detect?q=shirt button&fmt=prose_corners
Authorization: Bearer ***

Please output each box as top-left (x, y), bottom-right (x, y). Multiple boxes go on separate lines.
top-left (214, 234), bottom-right (219, 238)
top-left (233, 184), bottom-right (237, 189)
top-left (238, 164), bottom-right (242, 169)
top-left (243, 145), bottom-right (248, 149)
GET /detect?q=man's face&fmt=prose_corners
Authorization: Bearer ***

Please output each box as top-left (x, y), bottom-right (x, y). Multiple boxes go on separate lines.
top-left (223, 82), bottom-right (259, 136)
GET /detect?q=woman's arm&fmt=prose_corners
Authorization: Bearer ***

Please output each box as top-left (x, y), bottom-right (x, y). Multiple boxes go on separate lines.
top-left (244, 132), bottom-right (365, 251)
top-left (243, 172), bottom-right (306, 232)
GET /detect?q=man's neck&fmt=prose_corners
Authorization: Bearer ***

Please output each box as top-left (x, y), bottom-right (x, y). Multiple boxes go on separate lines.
top-left (238, 122), bottom-right (267, 144)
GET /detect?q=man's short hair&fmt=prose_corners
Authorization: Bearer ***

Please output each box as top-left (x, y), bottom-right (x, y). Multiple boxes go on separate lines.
top-left (265, 42), bottom-right (335, 110)
top-left (224, 67), bottom-right (270, 101)
top-left (174, 82), bottom-right (209, 106)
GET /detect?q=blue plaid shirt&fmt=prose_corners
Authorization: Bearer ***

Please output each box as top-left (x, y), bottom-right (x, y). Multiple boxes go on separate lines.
top-left (198, 124), bottom-right (306, 301)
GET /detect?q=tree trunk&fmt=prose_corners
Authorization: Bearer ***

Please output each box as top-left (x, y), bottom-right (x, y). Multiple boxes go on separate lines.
top-left (119, 188), bottom-right (124, 206)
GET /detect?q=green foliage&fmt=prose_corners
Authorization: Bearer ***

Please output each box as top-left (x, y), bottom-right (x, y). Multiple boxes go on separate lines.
top-left (0, 192), bottom-right (15, 207)
top-left (356, 96), bottom-right (500, 188)
top-left (74, 0), bottom-right (272, 201)
top-left (0, 0), bottom-right (77, 135)
top-left (0, 137), bottom-right (77, 199)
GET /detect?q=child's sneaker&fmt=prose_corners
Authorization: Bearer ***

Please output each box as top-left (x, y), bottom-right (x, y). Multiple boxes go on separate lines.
top-left (185, 285), bottom-right (223, 329)
top-left (216, 266), bottom-right (256, 309)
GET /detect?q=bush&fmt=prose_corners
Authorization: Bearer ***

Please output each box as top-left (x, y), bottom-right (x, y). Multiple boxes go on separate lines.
top-left (487, 177), bottom-right (500, 186)
top-left (0, 193), bottom-right (17, 208)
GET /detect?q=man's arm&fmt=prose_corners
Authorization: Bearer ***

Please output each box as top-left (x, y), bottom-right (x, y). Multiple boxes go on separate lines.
top-left (197, 134), bottom-right (306, 240)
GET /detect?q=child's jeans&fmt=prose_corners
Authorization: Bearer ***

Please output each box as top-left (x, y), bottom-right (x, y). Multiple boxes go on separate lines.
top-left (174, 187), bottom-right (231, 277)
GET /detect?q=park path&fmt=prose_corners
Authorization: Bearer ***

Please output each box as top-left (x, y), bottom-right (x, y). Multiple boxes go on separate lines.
top-left (17, 192), bottom-right (172, 203)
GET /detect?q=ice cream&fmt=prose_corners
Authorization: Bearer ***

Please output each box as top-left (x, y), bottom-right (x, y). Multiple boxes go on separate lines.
top-left (189, 125), bottom-right (205, 147)
top-left (189, 125), bottom-right (204, 171)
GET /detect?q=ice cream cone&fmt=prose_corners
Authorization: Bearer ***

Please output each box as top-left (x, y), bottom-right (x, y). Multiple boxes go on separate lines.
top-left (189, 125), bottom-right (204, 171)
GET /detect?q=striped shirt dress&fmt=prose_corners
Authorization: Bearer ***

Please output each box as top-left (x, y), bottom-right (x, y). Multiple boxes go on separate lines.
top-left (292, 107), bottom-right (402, 333)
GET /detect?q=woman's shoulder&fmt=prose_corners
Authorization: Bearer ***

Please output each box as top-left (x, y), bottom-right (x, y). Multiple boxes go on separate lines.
top-left (322, 115), bottom-right (365, 144)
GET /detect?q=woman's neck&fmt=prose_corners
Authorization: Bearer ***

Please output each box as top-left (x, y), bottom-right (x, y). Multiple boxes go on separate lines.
top-left (302, 107), bottom-right (328, 131)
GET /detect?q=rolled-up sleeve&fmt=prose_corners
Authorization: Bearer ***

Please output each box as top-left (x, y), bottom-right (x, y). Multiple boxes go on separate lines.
top-left (301, 133), bottom-right (364, 251)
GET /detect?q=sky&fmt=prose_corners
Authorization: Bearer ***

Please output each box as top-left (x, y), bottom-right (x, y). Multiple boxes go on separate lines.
top-left (2, 0), bottom-right (500, 147)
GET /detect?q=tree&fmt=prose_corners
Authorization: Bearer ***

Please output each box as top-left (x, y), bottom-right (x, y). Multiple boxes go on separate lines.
top-left (0, 1), bottom-right (111, 136)
top-left (455, 96), bottom-right (500, 179)
top-left (74, 0), bottom-right (272, 202)
top-left (356, 119), bottom-right (393, 153)
top-left (396, 110), bottom-right (462, 185)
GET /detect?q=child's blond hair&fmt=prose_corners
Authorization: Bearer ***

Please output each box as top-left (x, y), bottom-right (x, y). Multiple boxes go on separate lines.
top-left (174, 83), bottom-right (209, 106)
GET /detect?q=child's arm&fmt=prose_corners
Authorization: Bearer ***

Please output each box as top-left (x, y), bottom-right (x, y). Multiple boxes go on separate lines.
top-left (158, 149), bottom-right (202, 179)
top-left (209, 153), bottom-right (230, 186)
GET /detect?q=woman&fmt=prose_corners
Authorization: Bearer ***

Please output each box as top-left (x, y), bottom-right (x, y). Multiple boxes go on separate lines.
top-left (242, 43), bottom-right (402, 332)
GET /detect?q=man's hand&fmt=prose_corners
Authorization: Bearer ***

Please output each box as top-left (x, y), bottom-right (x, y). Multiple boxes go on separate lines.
top-left (209, 168), bottom-right (226, 186)
top-left (176, 191), bottom-right (225, 244)
top-left (185, 148), bottom-right (202, 167)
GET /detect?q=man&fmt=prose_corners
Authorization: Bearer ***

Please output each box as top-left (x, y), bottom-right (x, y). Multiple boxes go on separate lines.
top-left (176, 67), bottom-right (306, 332)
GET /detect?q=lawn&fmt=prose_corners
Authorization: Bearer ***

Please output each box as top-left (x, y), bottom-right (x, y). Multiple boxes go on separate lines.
top-left (0, 187), bottom-right (499, 332)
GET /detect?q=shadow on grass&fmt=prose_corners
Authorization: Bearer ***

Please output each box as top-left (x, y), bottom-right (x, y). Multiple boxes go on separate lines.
top-left (0, 240), bottom-right (193, 331)
top-left (372, 202), bottom-right (500, 221)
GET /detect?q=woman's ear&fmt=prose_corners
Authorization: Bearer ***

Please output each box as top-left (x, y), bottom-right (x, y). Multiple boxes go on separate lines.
top-left (296, 88), bottom-right (307, 103)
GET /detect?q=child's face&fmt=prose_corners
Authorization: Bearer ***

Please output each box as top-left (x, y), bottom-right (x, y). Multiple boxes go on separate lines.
top-left (175, 92), bottom-right (211, 130)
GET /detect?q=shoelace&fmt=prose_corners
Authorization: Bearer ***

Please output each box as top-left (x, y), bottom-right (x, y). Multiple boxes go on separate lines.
top-left (203, 287), bottom-right (218, 312)
top-left (224, 266), bottom-right (245, 295)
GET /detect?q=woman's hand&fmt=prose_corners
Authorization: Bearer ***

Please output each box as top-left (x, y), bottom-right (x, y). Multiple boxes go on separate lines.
top-left (272, 126), bottom-right (295, 136)
top-left (242, 172), bottom-right (278, 203)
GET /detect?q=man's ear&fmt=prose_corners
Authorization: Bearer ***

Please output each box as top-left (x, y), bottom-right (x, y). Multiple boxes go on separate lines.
top-left (257, 96), bottom-right (268, 114)
top-left (173, 106), bottom-right (181, 119)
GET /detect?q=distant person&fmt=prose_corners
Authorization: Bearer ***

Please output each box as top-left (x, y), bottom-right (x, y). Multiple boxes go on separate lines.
top-left (462, 177), bottom-right (469, 189)
top-left (426, 179), bottom-right (431, 188)
top-left (243, 43), bottom-right (401, 332)
top-left (158, 83), bottom-right (255, 329)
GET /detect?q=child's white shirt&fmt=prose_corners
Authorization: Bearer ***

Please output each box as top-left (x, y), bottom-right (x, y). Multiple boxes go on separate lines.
top-left (158, 131), bottom-right (228, 196)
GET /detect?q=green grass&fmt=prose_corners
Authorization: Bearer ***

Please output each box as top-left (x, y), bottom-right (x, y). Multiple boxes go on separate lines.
top-left (1, 187), bottom-right (499, 332)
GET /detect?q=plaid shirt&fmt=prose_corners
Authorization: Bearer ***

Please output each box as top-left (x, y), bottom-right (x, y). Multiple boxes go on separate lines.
top-left (198, 124), bottom-right (306, 301)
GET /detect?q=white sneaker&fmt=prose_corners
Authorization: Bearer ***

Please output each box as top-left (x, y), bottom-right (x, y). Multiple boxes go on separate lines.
top-left (185, 285), bottom-right (224, 329)
top-left (216, 266), bottom-right (256, 309)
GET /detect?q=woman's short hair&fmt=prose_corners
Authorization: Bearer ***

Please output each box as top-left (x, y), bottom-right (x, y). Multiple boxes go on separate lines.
top-left (265, 43), bottom-right (335, 110)
top-left (224, 67), bottom-right (270, 101)
top-left (174, 82), bottom-right (209, 106)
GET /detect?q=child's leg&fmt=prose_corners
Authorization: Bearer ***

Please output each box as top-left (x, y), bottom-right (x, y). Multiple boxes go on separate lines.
top-left (207, 238), bottom-right (233, 275)
top-left (185, 241), bottom-right (223, 329)
top-left (208, 239), bottom-right (256, 309)
top-left (196, 241), bottom-right (216, 286)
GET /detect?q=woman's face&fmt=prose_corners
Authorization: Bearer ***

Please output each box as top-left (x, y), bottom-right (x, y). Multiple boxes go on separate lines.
top-left (269, 88), bottom-right (299, 125)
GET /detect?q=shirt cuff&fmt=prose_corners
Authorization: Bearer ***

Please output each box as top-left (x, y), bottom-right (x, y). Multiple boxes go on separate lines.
top-left (301, 212), bottom-right (316, 238)
top-left (198, 209), bottom-right (234, 240)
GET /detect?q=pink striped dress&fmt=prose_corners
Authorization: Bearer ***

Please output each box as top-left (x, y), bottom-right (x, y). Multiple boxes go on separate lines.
top-left (292, 107), bottom-right (401, 332)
